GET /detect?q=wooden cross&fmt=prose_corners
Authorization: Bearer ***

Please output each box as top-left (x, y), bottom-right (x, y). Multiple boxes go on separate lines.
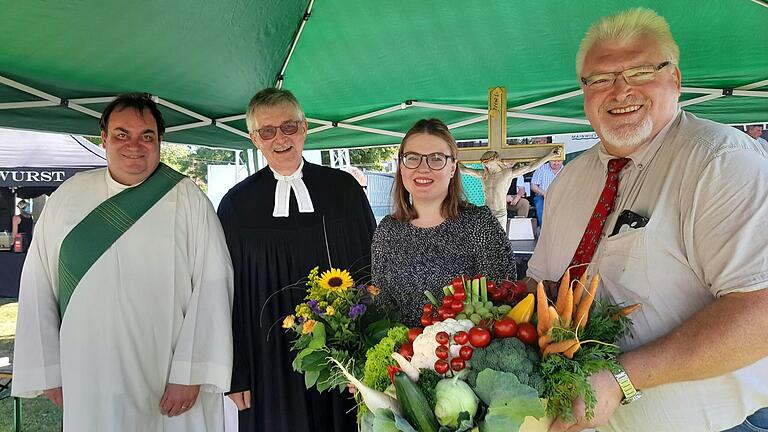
top-left (456, 87), bottom-right (564, 164)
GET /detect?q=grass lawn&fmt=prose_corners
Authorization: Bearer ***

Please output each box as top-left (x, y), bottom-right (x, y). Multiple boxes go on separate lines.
top-left (0, 298), bottom-right (63, 431)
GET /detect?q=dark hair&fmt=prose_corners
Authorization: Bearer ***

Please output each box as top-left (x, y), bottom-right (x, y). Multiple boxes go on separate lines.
top-left (99, 93), bottom-right (165, 136)
top-left (392, 118), bottom-right (469, 222)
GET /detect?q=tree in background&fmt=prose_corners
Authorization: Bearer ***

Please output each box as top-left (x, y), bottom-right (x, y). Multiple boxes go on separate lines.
top-left (160, 144), bottom-right (236, 192)
top-left (321, 147), bottom-right (397, 171)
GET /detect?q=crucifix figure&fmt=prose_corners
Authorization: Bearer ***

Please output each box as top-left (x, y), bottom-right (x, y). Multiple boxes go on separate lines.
top-left (459, 147), bottom-right (561, 230)
top-left (457, 87), bottom-right (564, 231)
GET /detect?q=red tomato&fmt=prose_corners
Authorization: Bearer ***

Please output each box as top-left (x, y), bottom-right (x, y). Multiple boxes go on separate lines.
top-left (453, 290), bottom-right (466, 302)
top-left (398, 342), bottom-right (414, 360)
top-left (435, 345), bottom-right (449, 360)
top-left (434, 360), bottom-right (449, 375)
top-left (435, 331), bottom-right (450, 345)
top-left (486, 280), bottom-right (496, 292)
top-left (452, 277), bottom-right (465, 291)
top-left (468, 327), bottom-right (492, 348)
top-left (408, 328), bottom-right (423, 343)
top-left (453, 331), bottom-right (469, 345)
top-left (516, 322), bottom-right (538, 345)
top-left (442, 310), bottom-right (458, 319)
top-left (450, 357), bottom-right (466, 371)
top-left (459, 345), bottom-right (474, 360)
top-left (450, 301), bottom-right (464, 312)
top-left (423, 303), bottom-right (433, 314)
top-left (442, 295), bottom-right (455, 306)
top-left (420, 314), bottom-right (433, 327)
top-left (493, 317), bottom-right (518, 338)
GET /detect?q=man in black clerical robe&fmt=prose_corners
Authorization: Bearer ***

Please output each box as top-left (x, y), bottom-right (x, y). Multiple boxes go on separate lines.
top-left (218, 88), bottom-right (375, 432)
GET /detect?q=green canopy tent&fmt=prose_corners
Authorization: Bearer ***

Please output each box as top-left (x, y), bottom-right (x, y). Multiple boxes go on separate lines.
top-left (1, 0), bottom-right (766, 151)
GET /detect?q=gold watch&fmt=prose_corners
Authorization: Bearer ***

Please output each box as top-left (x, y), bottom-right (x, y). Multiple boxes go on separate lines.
top-left (613, 366), bottom-right (643, 405)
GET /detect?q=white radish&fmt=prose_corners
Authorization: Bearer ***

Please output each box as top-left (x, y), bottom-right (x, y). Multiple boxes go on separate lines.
top-left (328, 357), bottom-right (402, 416)
top-left (391, 352), bottom-right (420, 382)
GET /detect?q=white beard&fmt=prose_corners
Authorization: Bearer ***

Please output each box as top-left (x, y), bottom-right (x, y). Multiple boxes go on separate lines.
top-left (599, 115), bottom-right (653, 150)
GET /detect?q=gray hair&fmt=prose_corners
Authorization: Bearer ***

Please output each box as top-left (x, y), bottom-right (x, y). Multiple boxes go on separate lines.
top-left (575, 8), bottom-right (680, 77)
top-left (245, 88), bottom-right (305, 133)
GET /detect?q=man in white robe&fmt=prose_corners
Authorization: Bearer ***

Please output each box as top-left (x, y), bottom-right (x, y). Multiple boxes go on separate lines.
top-left (12, 93), bottom-right (234, 432)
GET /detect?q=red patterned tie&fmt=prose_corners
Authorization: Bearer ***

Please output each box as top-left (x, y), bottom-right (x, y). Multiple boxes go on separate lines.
top-left (569, 158), bottom-right (630, 279)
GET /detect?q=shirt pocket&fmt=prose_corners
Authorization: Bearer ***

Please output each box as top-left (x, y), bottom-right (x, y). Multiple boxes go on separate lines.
top-left (599, 227), bottom-right (651, 301)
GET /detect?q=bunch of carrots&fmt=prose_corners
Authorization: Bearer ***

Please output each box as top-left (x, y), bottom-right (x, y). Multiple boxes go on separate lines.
top-left (536, 267), bottom-right (641, 359)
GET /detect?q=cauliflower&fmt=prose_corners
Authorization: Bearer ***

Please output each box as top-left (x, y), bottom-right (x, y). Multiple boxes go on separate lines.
top-left (410, 319), bottom-right (474, 370)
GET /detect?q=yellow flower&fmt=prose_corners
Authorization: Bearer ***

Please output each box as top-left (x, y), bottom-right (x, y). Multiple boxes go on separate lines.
top-left (367, 284), bottom-right (381, 296)
top-left (302, 319), bottom-right (317, 334)
top-left (296, 304), bottom-right (311, 318)
top-left (325, 306), bottom-right (335, 316)
top-left (282, 315), bottom-right (296, 329)
top-left (318, 268), bottom-right (355, 293)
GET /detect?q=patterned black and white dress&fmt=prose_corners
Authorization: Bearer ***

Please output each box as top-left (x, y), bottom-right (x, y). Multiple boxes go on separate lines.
top-left (371, 205), bottom-right (516, 327)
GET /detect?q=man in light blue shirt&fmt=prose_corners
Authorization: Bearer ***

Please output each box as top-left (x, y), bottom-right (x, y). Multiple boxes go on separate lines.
top-left (530, 159), bottom-right (563, 227)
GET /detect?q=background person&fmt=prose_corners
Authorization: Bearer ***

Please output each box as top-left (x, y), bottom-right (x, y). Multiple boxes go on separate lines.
top-left (530, 159), bottom-right (563, 227)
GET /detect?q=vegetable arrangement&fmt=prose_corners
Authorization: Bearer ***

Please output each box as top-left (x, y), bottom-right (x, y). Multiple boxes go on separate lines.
top-left (284, 270), bottom-right (640, 432)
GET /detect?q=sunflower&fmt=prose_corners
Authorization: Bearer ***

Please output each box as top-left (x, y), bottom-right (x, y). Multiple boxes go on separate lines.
top-left (318, 268), bottom-right (355, 293)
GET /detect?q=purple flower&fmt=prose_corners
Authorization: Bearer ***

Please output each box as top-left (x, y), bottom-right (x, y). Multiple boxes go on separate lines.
top-left (308, 300), bottom-right (323, 315)
top-left (348, 303), bottom-right (367, 319)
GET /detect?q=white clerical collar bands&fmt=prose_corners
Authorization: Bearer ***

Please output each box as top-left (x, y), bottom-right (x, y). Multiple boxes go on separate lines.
top-left (270, 161), bottom-right (315, 217)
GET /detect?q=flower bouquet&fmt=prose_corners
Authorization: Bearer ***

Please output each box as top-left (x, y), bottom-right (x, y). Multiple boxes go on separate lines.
top-left (282, 267), bottom-right (392, 392)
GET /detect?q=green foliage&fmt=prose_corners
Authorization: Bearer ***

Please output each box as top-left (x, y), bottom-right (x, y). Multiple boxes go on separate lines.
top-left (473, 370), bottom-right (545, 432)
top-left (540, 300), bottom-right (633, 422)
top-left (362, 326), bottom-right (409, 392)
top-left (160, 144), bottom-right (236, 192)
top-left (465, 337), bottom-right (544, 394)
top-left (350, 147), bottom-right (397, 171)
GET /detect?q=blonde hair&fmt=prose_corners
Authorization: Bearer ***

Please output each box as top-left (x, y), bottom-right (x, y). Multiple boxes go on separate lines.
top-left (245, 88), bottom-right (305, 133)
top-left (575, 8), bottom-right (680, 77)
top-left (392, 119), bottom-right (469, 222)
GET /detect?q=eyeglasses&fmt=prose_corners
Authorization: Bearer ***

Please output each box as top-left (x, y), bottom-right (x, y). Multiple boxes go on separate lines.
top-left (581, 61), bottom-right (673, 90)
top-left (400, 152), bottom-right (454, 170)
top-left (253, 120), bottom-right (302, 140)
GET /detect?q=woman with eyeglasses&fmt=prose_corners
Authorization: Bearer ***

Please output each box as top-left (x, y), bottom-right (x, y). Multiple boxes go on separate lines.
top-left (371, 118), bottom-right (516, 327)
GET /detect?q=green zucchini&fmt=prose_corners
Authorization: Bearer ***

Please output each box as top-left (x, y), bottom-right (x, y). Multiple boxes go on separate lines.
top-left (393, 371), bottom-right (439, 432)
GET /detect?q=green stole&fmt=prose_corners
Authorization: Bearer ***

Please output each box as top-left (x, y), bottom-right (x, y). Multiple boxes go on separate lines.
top-left (57, 163), bottom-right (185, 317)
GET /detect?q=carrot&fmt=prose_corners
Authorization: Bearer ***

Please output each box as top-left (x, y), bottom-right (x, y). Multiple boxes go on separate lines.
top-left (563, 341), bottom-right (581, 359)
top-left (574, 274), bottom-right (600, 330)
top-left (538, 334), bottom-right (552, 351)
top-left (536, 281), bottom-right (549, 335)
top-left (611, 303), bottom-right (642, 321)
top-left (555, 269), bottom-right (570, 315)
top-left (548, 306), bottom-right (560, 329)
top-left (561, 287), bottom-right (574, 327)
top-left (573, 270), bottom-right (588, 306)
top-left (543, 339), bottom-right (579, 357)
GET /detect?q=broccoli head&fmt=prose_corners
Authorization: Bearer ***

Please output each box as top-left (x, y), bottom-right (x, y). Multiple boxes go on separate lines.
top-left (466, 337), bottom-right (544, 395)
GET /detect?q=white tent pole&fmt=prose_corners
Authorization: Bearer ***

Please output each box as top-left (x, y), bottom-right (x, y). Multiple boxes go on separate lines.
top-left (307, 124), bottom-right (334, 135)
top-left (215, 122), bottom-right (251, 139)
top-left (0, 101), bottom-right (58, 110)
top-left (166, 121), bottom-right (211, 133)
top-left (155, 97), bottom-right (211, 123)
top-left (275, 0), bottom-right (315, 89)
top-left (410, 101), bottom-right (487, 115)
top-left (678, 94), bottom-right (722, 108)
top-left (748, 0), bottom-right (768, 8)
top-left (448, 115), bottom-right (488, 129)
top-left (0, 75), bottom-right (61, 103)
top-left (217, 114), bottom-right (246, 123)
top-left (67, 103), bottom-right (101, 118)
top-left (246, 148), bottom-right (256, 173)
top-left (336, 123), bottom-right (405, 138)
top-left (511, 89), bottom-right (584, 110)
top-left (507, 112), bottom-right (590, 125)
top-left (68, 96), bottom-right (116, 104)
top-left (306, 118), bottom-right (333, 126)
top-left (343, 103), bottom-right (408, 123)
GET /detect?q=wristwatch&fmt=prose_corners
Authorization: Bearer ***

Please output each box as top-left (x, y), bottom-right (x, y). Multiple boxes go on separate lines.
top-left (612, 365), bottom-right (643, 405)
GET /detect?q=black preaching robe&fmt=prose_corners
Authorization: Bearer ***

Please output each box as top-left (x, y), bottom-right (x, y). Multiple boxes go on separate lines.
top-left (217, 162), bottom-right (376, 432)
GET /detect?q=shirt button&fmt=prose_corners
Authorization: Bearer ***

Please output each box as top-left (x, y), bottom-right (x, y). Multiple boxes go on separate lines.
top-left (638, 164), bottom-right (644, 169)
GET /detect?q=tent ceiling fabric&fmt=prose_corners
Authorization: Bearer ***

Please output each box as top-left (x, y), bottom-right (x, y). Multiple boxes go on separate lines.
top-left (1, 0), bottom-right (766, 151)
